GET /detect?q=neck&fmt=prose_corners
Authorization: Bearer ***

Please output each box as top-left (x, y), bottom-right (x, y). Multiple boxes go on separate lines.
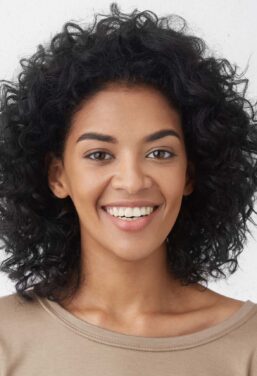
top-left (60, 241), bottom-right (201, 320)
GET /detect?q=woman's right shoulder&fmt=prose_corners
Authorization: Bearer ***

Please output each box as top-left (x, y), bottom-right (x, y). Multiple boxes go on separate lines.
top-left (0, 291), bottom-right (43, 331)
top-left (0, 290), bottom-right (35, 308)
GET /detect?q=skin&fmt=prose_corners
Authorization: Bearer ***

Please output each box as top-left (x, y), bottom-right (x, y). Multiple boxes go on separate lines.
top-left (48, 82), bottom-right (244, 336)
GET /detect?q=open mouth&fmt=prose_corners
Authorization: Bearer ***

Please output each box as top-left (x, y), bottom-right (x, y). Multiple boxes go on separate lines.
top-left (101, 205), bottom-right (159, 218)
top-left (100, 204), bottom-right (162, 231)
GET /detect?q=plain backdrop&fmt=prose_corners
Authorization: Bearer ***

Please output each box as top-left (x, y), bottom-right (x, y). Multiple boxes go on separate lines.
top-left (0, 0), bottom-right (257, 301)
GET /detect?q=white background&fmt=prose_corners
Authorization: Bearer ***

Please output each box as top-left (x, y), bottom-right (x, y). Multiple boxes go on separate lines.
top-left (0, 0), bottom-right (256, 301)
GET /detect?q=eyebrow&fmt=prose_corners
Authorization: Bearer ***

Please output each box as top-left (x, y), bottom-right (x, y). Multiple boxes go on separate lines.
top-left (76, 129), bottom-right (181, 144)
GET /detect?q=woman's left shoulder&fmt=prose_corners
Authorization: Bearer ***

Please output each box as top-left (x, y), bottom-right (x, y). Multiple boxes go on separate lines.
top-left (216, 295), bottom-right (257, 335)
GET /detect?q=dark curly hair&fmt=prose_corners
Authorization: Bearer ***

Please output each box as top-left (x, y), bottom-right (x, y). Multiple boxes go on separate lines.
top-left (0, 3), bottom-right (257, 303)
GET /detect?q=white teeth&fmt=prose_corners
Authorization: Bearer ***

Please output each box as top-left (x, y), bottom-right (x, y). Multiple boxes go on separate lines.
top-left (106, 206), bottom-right (155, 218)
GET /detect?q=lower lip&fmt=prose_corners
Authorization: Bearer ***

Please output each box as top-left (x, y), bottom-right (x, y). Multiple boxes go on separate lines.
top-left (101, 206), bottom-right (161, 232)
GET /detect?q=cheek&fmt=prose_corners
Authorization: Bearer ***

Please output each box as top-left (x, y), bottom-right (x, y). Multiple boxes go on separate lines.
top-left (160, 165), bottom-right (187, 196)
top-left (67, 167), bottom-right (103, 208)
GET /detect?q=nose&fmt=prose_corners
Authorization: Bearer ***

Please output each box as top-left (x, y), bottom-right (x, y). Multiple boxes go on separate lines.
top-left (111, 155), bottom-right (152, 194)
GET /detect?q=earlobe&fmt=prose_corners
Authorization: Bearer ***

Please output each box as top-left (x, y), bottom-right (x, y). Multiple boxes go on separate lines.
top-left (47, 153), bottom-right (69, 199)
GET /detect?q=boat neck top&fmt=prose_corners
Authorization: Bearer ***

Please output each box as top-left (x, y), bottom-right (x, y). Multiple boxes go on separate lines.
top-left (35, 294), bottom-right (257, 351)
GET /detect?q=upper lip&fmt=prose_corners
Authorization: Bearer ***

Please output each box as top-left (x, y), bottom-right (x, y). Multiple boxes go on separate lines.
top-left (101, 201), bottom-right (161, 208)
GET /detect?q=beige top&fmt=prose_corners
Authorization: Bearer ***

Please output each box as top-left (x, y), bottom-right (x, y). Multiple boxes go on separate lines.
top-left (0, 290), bottom-right (257, 375)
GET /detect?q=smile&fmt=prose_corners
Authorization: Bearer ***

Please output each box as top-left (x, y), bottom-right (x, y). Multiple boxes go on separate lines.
top-left (101, 205), bottom-right (161, 232)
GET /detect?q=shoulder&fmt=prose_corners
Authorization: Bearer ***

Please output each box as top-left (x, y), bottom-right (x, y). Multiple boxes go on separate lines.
top-left (207, 293), bottom-right (257, 327)
top-left (0, 290), bottom-right (38, 314)
top-left (187, 287), bottom-right (257, 340)
top-left (215, 296), bottom-right (257, 344)
top-left (0, 291), bottom-right (44, 335)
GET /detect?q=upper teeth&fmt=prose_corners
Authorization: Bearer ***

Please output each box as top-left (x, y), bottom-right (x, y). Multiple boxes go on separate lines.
top-left (106, 206), bottom-right (155, 217)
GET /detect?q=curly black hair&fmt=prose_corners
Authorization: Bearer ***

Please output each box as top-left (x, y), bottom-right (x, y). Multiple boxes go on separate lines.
top-left (0, 2), bottom-right (257, 303)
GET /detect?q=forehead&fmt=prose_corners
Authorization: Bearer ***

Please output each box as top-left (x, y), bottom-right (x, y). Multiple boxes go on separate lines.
top-left (73, 82), bottom-right (179, 116)
top-left (69, 83), bottom-right (183, 139)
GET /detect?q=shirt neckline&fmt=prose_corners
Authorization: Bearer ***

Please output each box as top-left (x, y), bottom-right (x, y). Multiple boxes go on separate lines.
top-left (35, 294), bottom-right (257, 351)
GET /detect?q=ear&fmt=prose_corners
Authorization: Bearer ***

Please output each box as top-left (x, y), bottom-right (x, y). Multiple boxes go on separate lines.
top-left (46, 153), bottom-right (69, 199)
top-left (183, 160), bottom-right (195, 196)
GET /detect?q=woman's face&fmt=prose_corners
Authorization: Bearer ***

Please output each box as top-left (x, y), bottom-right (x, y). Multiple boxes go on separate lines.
top-left (48, 83), bottom-right (194, 262)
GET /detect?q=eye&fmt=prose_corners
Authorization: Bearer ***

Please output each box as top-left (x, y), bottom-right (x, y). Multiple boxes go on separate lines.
top-left (84, 151), bottom-right (112, 161)
top-left (147, 149), bottom-right (176, 159)
top-left (84, 149), bottom-right (176, 161)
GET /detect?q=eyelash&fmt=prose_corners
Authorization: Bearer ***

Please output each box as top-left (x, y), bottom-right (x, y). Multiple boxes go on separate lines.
top-left (84, 149), bottom-right (176, 161)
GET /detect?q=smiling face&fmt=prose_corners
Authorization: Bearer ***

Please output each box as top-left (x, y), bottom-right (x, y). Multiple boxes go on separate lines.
top-left (48, 82), bottom-right (194, 263)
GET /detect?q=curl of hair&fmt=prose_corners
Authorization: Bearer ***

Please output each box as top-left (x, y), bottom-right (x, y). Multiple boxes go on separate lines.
top-left (0, 3), bottom-right (257, 303)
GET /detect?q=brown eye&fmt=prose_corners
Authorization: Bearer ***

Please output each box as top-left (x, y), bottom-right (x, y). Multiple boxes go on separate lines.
top-left (147, 149), bottom-right (176, 159)
top-left (84, 149), bottom-right (176, 162)
top-left (84, 151), bottom-right (112, 161)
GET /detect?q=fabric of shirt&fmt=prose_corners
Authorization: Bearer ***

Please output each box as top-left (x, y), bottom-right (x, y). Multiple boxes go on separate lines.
top-left (0, 290), bottom-right (257, 376)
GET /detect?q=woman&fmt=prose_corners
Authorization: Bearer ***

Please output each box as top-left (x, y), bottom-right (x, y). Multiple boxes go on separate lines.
top-left (0, 3), bottom-right (257, 375)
